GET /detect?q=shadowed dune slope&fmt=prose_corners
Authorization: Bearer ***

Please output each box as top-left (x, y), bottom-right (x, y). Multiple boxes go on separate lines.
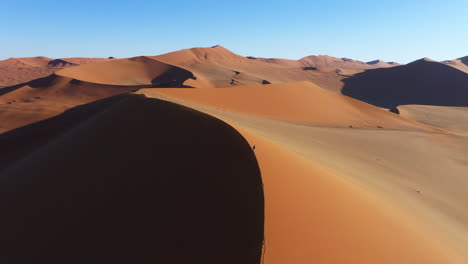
top-left (0, 74), bottom-right (138, 103)
top-left (56, 56), bottom-right (195, 86)
top-left (142, 81), bottom-right (434, 130)
top-left (443, 56), bottom-right (468, 74)
top-left (342, 58), bottom-right (468, 108)
top-left (396, 104), bottom-right (468, 134)
top-left (0, 95), bottom-right (129, 170)
top-left (0, 74), bottom-right (143, 132)
top-left (0, 94), bottom-right (264, 264)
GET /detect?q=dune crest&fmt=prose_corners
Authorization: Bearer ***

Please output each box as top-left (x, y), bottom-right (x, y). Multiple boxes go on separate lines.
top-left (0, 94), bottom-right (264, 264)
top-left (142, 81), bottom-right (435, 131)
top-left (342, 58), bottom-right (468, 108)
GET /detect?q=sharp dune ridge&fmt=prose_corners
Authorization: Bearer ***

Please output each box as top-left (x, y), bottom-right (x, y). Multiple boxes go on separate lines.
top-left (141, 81), bottom-right (439, 131)
top-left (1, 45), bottom-right (468, 263)
top-left (342, 58), bottom-right (468, 108)
top-left (0, 94), bottom-right (264, 264)
top-left (140, 88), bottom-right (468, 263)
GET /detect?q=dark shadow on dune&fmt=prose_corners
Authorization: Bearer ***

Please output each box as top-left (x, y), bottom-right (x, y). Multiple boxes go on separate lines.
top-left (0, 94), bottom-right (264, 264)
top-left (341, 60), bottom-right (468, 108)
top-left (1, 65), bottom-right (197, 98)
top-left (47, 59), bottom-right (77, 68)
top-left (459, 56), bottom-right (468, 66)
top-left (0, 74), bottom-right (145, 98)
top-left (303, 66), bottom-right (318, 71)
top-left (0, 94), bottom-right (130, 171)
top-left (151, 67), bottom-right (196, 88)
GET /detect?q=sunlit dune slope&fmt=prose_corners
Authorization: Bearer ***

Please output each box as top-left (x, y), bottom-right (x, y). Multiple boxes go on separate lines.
top-left (396, 104), bottom-right (468, 134)
top-left (139, 88), bottom-right (465, 263)
top-left (56, 56), bottom-right (195, 86)
top-left (443, 56), bottom-right (468, 74)
top-left (152, 46), bottom-right (351, 91)
top-left (234, 128), bottom-right (464, 264)
top-left (141, 81), bottom-right (434, 130)
top-left (0, 94), bottom-right (264, 264)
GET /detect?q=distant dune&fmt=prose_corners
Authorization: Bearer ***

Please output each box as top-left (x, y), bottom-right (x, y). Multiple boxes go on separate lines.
top-left (299, 55), bottom-right (397, 69)
top-left (0, 57), bottom-right (109, 87)
top-left (442, 55), bottom-right (468, 73)
top-left (342, 58), bottom-right (468, 108)
top-left (56, 56), bottom-right (195, 86)
top-left (1, 46), bottom-right (468, 263)
top-left (0, 74), bottom-right (142, 132)
top-left (153, 46), bottom-right (365, 91)
top-left (366, 59), bottom-right (400, 67)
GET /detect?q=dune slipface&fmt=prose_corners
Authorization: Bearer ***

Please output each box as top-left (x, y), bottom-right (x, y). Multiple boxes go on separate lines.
top-left (342, 58), bottom-right (468, 108)
top-left (0, 94), bottom-right (264, 264)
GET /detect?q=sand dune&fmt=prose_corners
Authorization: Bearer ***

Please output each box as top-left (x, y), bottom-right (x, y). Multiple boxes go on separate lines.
top-left (0, 94), bottom-right (264, 264)
top-left (56, 56), bottom-right (195, 86)
top-left (0, 57), bottom-right (109, 87)
top-left (0, 74), bottom-right (142, 132)
top-left (153, 46), bottom-right (357, 91)
top-left (0, 95), bottom-right (130, 170)
top-left (299, 55), bottom-right (395, 69)
top-left (367, 59), bottom-right (399, 67)
top-left (251, 55), bottom-right (398, 69)
top-left (141, 81), bottom-right (435, 131)
top-left (342, 58), bottom-right (468, 108)
top-left (1, 46), bottom-right (400, 92)
top-left (396, 104), bottom-right (468, 134)
top-left (0, 57), bottom-right (58, 87)
top-left (141, 88), bottom-right (467, 263)
top-left (443, 56), bottom-right (468, 74)
top-left (237, 128), bottom-right (463, 264)
top-left (0, 55), bottom-right (196, 132)
top-left (2, 46), bottom-right (468, 263)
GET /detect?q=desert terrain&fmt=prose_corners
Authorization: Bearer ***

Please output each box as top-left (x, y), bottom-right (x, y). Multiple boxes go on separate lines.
top-left (1, 46), bottom-right (468, 263)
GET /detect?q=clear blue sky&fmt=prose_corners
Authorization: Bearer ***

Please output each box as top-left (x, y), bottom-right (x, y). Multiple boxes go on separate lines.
top-left (1, 0), bottom-right (467, 63)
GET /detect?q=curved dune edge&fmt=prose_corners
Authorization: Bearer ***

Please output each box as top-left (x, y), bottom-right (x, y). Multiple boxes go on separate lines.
top-left (140, 81), bottom-right (440, 132)
top-left (0, 75), bottom-right (144, 133)
top-left (235, 127), bottom-right (464, 264)
top-left (140, 91), bottom-right (467, 263)
top-left (0, 94), bottom-right (264, 264)
top-left (56, 56), bottom-right (195, 86)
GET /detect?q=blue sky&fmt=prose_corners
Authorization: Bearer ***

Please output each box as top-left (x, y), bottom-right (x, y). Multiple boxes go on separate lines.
top-left (1, 0), bottom-right (467, 63)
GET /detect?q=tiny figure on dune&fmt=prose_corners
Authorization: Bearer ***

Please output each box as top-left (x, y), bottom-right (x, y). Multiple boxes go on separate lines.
top-left (253, 145), bottom-right (256, 151)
